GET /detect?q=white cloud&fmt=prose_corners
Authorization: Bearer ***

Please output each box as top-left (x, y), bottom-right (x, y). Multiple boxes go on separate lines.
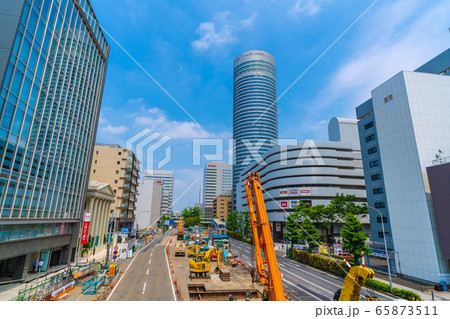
top-left (323, 0), bottom-right (450, 109)
top-left (289, 0), bottom-right (322, 17)
top-left (100, 125), bottom-right (128, 135)
top-left (98, 115), bottom-right (108, 125)
top-left (191, 22), bottom-right (235, 51)
top-left (241, 12), bottom-right (257, 28)
top-left (133, 104), bottom-right (230, 139)
top-left (191, 11), bottom-right (257, 51)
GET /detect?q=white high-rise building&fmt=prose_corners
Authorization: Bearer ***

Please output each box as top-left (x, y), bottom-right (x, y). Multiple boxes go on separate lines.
top-left (135, 179), bottom-right (163, 230)
top-left (203, 162), bottom-right (232, 218)
top-left (141, 170), bottom-right (174, 216)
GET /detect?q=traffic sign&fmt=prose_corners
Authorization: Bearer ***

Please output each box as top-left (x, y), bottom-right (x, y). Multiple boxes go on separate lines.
top-left (113, 250), bottom-right (118, 255)
top-left (114, 245), bottom-right (119, 250)
top-left (121, 228), bottom-right (129, 235)
top-left (113, 255), bottom-right (117, 260)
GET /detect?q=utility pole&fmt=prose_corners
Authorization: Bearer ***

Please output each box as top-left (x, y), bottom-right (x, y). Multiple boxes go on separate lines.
top-left (105, 201), bottom-right (118, 268)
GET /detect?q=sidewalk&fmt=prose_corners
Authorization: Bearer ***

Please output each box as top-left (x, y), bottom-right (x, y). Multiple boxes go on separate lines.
top-left (374, 274), bottom-right (450, 301)
top-left (0, 248), bottom-right (111, 301)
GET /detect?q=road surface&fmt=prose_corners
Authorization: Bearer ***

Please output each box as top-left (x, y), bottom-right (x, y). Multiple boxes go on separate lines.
top-left (229, 237), bottom-right (396, 301)
top-left (108, 232), bottom-right (175, 301)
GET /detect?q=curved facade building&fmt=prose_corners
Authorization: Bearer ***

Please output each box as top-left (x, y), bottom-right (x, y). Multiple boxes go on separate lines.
top-left (232, 50), bottom-right (278, 209)
top-left (236, 141), bottom-right (368, 241)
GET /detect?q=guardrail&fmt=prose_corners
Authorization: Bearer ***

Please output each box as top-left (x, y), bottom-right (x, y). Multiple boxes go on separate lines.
top-left (15, 261), bottom-right (100, 301)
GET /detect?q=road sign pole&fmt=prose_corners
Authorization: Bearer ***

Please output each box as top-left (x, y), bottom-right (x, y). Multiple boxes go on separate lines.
top-left (105, 201), bottom-right (118, 268)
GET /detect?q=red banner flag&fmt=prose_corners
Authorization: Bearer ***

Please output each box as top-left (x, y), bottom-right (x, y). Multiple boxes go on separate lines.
top-left (80, 213), bottom-right (91, 245)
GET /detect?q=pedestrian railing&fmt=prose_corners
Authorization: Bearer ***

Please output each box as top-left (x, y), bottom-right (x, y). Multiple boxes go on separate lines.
top-left (15, 261), bottom-right (100, 301)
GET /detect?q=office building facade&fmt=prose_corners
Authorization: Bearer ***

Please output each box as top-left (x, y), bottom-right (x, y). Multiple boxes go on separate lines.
top-left (135, 179), bottom-right (163, 230)
top-left (232, 50), bottom-right (278, 210)
top-left (202, 162), bottom-right (232, 218)
top-left (356, 48), bottom-right (450, 283)
top-left (90, 144), bottom-right (140, 232)
top-left (0, 0), bottom-right (109, 279)
top-left (237, 118), bottom-right (368, 241)
top-left (141, 170), bottom-right (174, 216)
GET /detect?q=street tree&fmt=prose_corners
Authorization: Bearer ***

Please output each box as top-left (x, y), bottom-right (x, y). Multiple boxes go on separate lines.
top-left (285, 210), bottom-right (301, 250)
top-left (226, 211), bottom-right (238, 232)
top-left (299, 217), bottom-right (321, 253)
top-left (341, 213), bottom-right (371, 265)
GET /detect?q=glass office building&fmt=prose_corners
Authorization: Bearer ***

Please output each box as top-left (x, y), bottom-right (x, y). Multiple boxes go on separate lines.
top-left (232, 50), bottom-right (278, 210)
top-left (0, 0), bottom-right (109, 279)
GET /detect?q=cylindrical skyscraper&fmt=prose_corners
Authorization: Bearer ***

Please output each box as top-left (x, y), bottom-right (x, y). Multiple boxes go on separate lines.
top-left (232, 50), bottom-right (278, 209)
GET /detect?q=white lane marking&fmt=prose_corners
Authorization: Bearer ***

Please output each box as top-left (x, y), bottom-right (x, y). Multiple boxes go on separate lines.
top-left (151, 252), bottom-right (152, 257)
top-left (282, 278), bottom-right (320, 301)
top-left (142, 282), bottom-right (146, 294)
top-left (149, 259), bottom-right (151, 264)
top-left (279, 265), bottom-right (334, 295)
top-left (146, 268), bottom-right (149, 275)
top-left (165, 237), bottom-right (177, 301)
top-left (281, 260), bottom-right (341, 288)
top-left (107, 242), bottom-right (145, 301)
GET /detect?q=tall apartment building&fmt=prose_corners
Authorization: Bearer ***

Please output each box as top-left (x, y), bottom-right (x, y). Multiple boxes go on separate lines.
top-left (90, 144), bottom-right (140, 232)
top-left (236, 118), bottom-right (368, 242)
top-left (135, 179), bottom-right (163, 230)
top-left (356, 48), bottom-right (450, 283)
top-left (140, 170), bottom-right (174, 216)
top-left (213, 190), bottom-right (232, 221)
top-left (233, 50), bottom-right (278, 210)
top-left (202, 162), bottom-right (232, 218)
top-left (0, 0), bottom-right (109, 279)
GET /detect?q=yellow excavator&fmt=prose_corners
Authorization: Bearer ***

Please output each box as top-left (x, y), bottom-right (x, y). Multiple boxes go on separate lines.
top-left (335, 263), bottom-right (377, 301)
top-left (189, 248), bottom-right (222, 278)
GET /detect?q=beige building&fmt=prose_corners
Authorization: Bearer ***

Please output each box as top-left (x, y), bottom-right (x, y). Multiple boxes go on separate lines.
top-left (83, 181), bottom-right (115, 256)
top-left (213, 193), bottom-right (232, 221)
top-left (90, 144), bottom-right (140, 232)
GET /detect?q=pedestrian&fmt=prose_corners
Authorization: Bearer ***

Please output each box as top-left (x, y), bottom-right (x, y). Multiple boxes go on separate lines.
top-left (32, 260), bottom-right (37, 273)
top-left (38, 260), bottom-right (44, 272)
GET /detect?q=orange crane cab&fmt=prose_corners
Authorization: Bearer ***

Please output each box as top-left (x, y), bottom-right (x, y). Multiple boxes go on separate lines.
top-left (177, 218), bottom-right (184, 240)
top-left (244, 172), bottom-right (287, 301)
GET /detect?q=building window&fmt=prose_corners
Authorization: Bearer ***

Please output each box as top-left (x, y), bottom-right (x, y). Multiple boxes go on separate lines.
top-left (368, 147), bottom-right (378, 155)
top-left (378, 231), bottom-right (384, 238)
top-left (118, 151), bottom-right (121, 155)
top-left (94, 160), bottom-right (97, 164)
top-left (364, 121), bottom-right (374, 130)
top-left (114, 180), bottom-right (118, 184)
top-left (373, 187), bottom-right (383, 194)
top-left (365, 134), bottom-right (376, 142)
top-left (375, 202), bottom-right (386, 208)
top-left (96, 151), bottom-right (98, 154)
top-left (117, 161), bottom-right (120, 164)
top-left (113, 190), bottom-right (116, 193)
top-left (369, 160), bottom-right (380, 168)
top-left (384, 94), bottom-right (393, 103)
top-left (376, 216), bottom-right (388, 223)
top-left (116, 170), bottom-right (119, 174)
top-left (371, 174), bottom-right (381, 181)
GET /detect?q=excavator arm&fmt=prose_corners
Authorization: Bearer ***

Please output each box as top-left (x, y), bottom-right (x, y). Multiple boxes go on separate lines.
top-left (245, 172), bottom-right (286, 301)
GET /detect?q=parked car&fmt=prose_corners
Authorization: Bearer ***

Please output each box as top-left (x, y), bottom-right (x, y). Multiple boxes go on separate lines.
top-left (338, 252), bottom-right (354, 259)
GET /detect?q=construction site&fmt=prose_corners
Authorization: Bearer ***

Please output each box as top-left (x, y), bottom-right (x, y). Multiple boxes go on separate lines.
top-left (165, 172), bottom-right (376, 302)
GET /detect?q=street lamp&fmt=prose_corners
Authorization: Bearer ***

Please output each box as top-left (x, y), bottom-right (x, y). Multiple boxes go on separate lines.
top-left (134, 210), bottom-right (151, 237)
top-left (367, 206), bottom-right (393, 292)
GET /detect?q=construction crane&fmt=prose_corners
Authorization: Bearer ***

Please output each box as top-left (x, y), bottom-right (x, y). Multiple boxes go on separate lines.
top-left (244, 172), bottom-right (286, 301)
top-left (177, 218), bottom-right (184, 240)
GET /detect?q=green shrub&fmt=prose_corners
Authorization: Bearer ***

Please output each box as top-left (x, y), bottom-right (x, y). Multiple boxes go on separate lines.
top-left (365, 279), bottom-right (422, 301)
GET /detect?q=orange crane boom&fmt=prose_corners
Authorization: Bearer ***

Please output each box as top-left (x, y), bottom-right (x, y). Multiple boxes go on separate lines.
top-left (245, 172), bottom-right (286, 301)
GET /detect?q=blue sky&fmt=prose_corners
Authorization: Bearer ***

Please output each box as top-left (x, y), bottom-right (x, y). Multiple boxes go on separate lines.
top-left (91, 0), bottom-right (450, 212)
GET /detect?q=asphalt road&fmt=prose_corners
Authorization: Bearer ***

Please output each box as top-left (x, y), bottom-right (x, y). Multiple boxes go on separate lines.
top-left (228, 238), bottom-right (396, 301)
top-left (108, 232), bottom-right (175, 301)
